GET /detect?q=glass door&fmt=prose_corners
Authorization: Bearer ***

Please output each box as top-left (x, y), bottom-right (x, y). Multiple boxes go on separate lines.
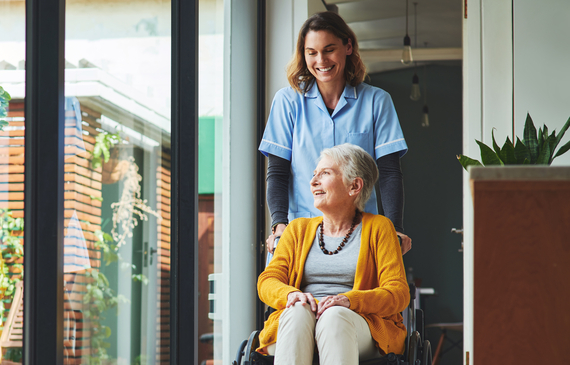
top-left (63, 1), bottom-right (171, 363)
top-left (198, 0), bottom-right (224, 363)
top-left (0, 1), bottom-right (25, 363)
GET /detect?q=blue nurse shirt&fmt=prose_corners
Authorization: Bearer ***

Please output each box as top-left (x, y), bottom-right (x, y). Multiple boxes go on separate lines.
top-left (259, 82), bottom-right (407, 221)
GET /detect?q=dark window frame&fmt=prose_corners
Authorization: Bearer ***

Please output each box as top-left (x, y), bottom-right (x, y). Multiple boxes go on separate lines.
top-left (256, 0), bottom-right (267, 330)
top-left (170, 0), bottom-right (200, 363)
top-left (24, 0), bottom-right (66, 363)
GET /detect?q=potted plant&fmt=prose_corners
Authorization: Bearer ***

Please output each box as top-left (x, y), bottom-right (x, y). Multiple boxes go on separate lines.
top-left (457, 113), bottom-right (570, 169)
top-left (89, 131), bottom-right (120, 169)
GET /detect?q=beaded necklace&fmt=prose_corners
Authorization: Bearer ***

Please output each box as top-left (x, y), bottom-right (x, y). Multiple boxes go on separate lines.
top-left (318, 210), bottom-right (360, 255)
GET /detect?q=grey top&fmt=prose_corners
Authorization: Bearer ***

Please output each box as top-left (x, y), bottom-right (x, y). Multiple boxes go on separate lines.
top-left (301, 223), bottom-right (362, 301)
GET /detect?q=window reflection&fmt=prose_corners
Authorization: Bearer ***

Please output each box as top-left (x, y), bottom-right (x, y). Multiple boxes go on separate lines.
top-left (0, 1), bottom-right (25, 361)
top-left (63, 0), bottom-right (172, 363)
top-left (198, 0), bottom-right (224, 363)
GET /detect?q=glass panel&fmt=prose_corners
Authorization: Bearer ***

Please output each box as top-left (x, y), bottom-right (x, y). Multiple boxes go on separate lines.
top-left (63, 1), bottom-right (171, 364)
top-left (0, 1), bottom-right (25, 363)
top-left (198, 0), bottom-right (224, 363)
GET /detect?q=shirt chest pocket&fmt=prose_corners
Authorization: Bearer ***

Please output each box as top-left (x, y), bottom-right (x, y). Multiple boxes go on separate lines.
top-left (347, 132), bottom-right (373, 156)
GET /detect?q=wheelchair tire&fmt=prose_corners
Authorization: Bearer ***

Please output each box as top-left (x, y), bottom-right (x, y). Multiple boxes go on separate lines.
top-left (242, 330), bottom-right (261, 365)
top-left (407, 331), bottom-right (420, 365)
top-left (232, 339), bottom-right (248, 365)
top-left (421, 340), bottom-right (432, 365)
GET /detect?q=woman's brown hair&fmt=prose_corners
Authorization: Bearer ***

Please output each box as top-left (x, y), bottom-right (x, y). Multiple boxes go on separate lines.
top-left (286, 11), bottom-right (367, 94)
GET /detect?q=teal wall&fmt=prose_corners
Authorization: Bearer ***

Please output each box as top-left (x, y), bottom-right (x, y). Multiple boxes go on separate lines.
top-left (198, 116), bottom-right (218, 195)
top-left (368, 64), bottom-right (463, 365)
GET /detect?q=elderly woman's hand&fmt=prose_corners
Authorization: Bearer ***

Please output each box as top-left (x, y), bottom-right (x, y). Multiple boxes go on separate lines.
top-left (316, 295), bottom-right (350, 319)
top-left (287, 291), bottom-right (318, 312)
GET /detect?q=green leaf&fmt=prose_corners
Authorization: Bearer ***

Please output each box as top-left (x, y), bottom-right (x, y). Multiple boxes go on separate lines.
top-left (457, 154), bottom-right (482, 171)
top-left (523, 113), bottom-right (539, 163)
top-left (538, 127), bottom-right (544, 150)
top-left (536, 137), bottom-right (551, 165)
top-left (548, 131), bottom-right (557, 163)
top-left (553, 139), bottom-right (570, 160)
top-left (476, 140), bottom-right (503, 166)
top-left (513, 137), bottom-right (530, 164)
top-left (90, 195), bottom-right (103, 202)
top-left (92, 157), bottom-right (102, 169)
top-left (93, 144), bottom-right (101, 158)
top-left (491, 129), bottom-right (501, 156)
top-left (553, 116), bottom-right (570, 156)
top-left (499, 137), bottom-right (517, 164)
top-left (102, 146), bottom-right (110, 162)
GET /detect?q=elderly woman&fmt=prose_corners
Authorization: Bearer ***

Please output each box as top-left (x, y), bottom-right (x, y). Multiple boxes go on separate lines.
top-left (257, 144), bottom-right (409, 365)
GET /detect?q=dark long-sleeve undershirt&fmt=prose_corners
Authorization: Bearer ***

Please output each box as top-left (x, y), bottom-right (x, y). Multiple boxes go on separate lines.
top-left (266, 152), bottom-right (405, 233)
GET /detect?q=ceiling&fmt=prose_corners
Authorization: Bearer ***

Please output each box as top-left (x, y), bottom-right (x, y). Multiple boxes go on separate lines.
top-left (325, 0), bottom-right (463, 73)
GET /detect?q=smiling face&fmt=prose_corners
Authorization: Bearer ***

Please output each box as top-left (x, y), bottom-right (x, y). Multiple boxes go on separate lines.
top-left (304, 30), bottom-right (352, 88)
top-left (310, 156), bottom-right (354, 214)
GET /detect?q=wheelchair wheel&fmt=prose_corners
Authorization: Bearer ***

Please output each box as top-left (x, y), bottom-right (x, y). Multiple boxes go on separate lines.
top-left (421, 340), bottom-right (432, 365)
top-left (232, 339), bottom-right (248, 365)
top-left (242, 330), bottom-right (261, 365)
top-left (407, 331), bottom-right (420, 365)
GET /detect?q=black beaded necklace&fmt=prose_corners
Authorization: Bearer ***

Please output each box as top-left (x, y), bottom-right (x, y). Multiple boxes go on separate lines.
top-left (318, 210), bottom-right (360, 255)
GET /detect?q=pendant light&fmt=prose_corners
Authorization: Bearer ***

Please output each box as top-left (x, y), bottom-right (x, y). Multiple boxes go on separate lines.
top-left (401, 0), bottom-right (413, 65)
top-left (410, 2), bottom-right (421, 101)
top-left (422, 64), bottom-right (429, 127)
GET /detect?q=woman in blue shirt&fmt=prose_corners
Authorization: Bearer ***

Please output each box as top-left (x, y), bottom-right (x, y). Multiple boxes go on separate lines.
top-left (259, 11), bottom-right (412, 255)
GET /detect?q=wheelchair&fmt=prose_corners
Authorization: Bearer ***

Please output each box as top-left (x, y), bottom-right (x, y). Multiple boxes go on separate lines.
top-left (232, 283), bottom-right (432, 365)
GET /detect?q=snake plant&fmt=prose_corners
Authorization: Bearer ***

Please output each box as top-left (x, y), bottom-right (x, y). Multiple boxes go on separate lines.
top-left (458, 113), bottom-right (570, 170)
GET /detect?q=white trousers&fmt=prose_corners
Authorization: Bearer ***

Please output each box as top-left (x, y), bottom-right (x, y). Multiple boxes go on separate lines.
top-left (267, 302), bottom-right (381, 365)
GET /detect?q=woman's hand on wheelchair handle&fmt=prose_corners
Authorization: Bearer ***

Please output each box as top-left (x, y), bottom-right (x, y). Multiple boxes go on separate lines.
top-left (286, 292), bottom-right (317, 312)
top-left (316, 295), bottom-right (350, 319)
top-left (397, 232), bottom-right (412, 255)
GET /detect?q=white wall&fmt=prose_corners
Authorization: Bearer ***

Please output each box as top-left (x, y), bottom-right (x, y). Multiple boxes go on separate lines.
top-left (513, 0), bottom-right (570, 166)
top-left (463, 1), bottom-right (513, 364)
top-left (462, 1), bottom-right (482, 363)
top-left (222, 0), bottom-right (258, 363)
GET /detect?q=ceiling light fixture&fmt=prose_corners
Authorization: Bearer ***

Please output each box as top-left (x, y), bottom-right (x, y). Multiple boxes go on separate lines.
top-left (401, 0), bottom-right (413, 65)
top-left (410, 73), bottom-right (421, 101)
top-left (422, 63), bottom-right (429, 127)
top-left (410, 2), bottom-right (421, 101)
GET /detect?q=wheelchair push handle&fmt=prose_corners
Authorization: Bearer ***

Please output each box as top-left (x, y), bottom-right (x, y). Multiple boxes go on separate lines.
top-left (265, 236), bottom-right (279, 266)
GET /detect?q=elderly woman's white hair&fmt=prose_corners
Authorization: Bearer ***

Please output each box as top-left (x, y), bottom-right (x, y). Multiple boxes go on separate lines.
top-left (319, 143), bottom-right (379, 211)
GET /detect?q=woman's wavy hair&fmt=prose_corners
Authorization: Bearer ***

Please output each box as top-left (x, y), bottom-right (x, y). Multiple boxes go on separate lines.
top-left (286, 11), bottom-right (367, 94)
top-left (319, 144), bottom-right (378, 212)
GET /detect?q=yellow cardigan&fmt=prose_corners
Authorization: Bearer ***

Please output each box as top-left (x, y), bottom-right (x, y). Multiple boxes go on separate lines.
top-left (257, 213), bottom-right (410, 355)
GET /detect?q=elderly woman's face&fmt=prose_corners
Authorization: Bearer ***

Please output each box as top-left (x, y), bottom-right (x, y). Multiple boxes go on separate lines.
top-left (310, 156), bottom-right (353, 213)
